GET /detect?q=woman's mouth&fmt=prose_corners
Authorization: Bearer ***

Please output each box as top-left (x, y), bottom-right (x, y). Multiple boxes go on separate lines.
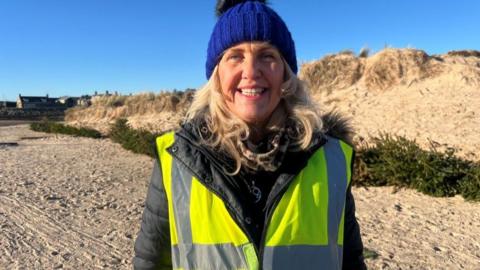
top-left (238, 88), bottom-right (266, 97)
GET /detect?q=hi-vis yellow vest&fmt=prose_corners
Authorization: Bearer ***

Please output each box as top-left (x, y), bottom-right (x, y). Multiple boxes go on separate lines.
top-left (156, 131), bottom-right (353, 270)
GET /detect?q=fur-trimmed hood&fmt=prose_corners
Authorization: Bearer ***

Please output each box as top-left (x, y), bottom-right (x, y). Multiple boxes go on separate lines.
top-left (321, 110), bottom-right (355, 147)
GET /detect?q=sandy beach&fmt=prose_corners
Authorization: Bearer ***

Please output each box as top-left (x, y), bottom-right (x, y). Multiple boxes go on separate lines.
top-left (1, 124), bottom-right (479, 269)
top-left (1, 125), bottom-right (152, 269)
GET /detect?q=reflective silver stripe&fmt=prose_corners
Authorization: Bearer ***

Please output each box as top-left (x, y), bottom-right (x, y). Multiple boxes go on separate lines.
top-left (263, 245), bottom-right (341, 270)
top-left (172, 243), bottom-right (248, 270)
top-left (324, 137), bottom-right (348, 268)
top-left (171, 158), bottom-right (193, 244)
top-left (337, 245), bottom-right (343, 266)
top-left (170, 155), bottom-right (248, 269)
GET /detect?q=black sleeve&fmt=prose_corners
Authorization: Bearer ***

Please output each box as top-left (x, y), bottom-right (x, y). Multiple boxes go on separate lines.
top-left (342, 151), bottom-right (367, 270)
top-left (133, 159), bottom-right (172, 270)
top-left (342, 184), bottom-right (367, 270)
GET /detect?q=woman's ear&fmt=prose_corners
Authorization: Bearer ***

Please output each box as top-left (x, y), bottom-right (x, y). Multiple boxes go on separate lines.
top-left (280, 60), bottom-right (296, 98)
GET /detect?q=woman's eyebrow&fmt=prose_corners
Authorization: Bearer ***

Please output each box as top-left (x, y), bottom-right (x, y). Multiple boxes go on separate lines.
top-left (258, 47), bottom-right (277, 52)
top-left (223, 45), bottom-right (277, 56)
top-left (230, 47), bottom-right (275, 53)
top-left (225, 48), bottom-right (245, 53)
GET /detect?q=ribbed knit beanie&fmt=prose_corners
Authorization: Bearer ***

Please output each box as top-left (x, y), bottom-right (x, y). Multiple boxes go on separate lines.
top-left (206, 0), bottom-right (297, 79)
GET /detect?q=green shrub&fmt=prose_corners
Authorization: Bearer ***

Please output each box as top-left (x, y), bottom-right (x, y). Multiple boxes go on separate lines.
top-left (30, 120), bottom-right (102, 138)
top-left (353, 134), bottom-right (480, 201)
top-left (458, 166), bottom-right (480, 201)
top-left (108, 118), bottom-right (161, 158)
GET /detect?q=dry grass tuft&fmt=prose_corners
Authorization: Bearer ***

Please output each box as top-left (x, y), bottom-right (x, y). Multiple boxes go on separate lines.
top-left (363, 48), bottom-right (443, 91)
top-left (447, 50), bottom-right (480, 58)
top-left (359, 47), bottom-right (370, 58)
top-left (65, 90), bottom-right (194, 128)
top-left (299, 53), bottom-right (364, 94)
top-left (300, 48), bottom-right (447, 94)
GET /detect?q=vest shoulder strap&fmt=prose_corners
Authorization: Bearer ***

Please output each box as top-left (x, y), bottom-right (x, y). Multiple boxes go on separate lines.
top-left (155, 131), bottom-right (176, 157)
top-left (324, 135), bottom-right (354, 185)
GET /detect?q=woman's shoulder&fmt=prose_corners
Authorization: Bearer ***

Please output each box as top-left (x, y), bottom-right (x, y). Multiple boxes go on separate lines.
top-left (154, 120), bottom-right (201, 142)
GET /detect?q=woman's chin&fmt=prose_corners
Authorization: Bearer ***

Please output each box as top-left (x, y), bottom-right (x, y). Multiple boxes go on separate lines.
top-left (235, 109), bottom-right (271, 127)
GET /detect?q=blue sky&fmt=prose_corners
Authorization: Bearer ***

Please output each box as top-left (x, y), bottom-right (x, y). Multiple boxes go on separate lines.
top-left (1, 0), bottom-right (479, 101)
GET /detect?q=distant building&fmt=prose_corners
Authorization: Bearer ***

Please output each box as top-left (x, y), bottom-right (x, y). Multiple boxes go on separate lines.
top-left (16, 94), bottom-right (59, 109)
top-left (0, 101), bottom-right (17, 108)
top-left (14, 91), bottom-right (113, 109)
top-left (57, 96), bottom-right (79, 107)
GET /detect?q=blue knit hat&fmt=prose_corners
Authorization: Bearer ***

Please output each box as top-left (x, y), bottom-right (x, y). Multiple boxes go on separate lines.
top-left (206, 0), bottom-right (297, 79)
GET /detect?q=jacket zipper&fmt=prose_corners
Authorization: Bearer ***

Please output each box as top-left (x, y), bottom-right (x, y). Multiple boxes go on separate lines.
top-left (202, 184), bottom-right (262, 268)
top-left (257, 174), bottom-right (296, 269)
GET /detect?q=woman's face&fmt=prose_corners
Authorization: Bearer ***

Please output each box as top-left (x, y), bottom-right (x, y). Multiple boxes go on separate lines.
top-left (218, 42), bottom-right (285, 128)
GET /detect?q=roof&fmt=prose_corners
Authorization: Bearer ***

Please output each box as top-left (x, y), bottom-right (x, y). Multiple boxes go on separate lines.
top-left (19, 96), bottom-right (58, 103)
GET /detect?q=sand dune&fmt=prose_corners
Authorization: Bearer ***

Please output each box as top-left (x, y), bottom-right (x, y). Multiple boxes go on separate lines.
top-left (303, 48), bottom-right (480, 161)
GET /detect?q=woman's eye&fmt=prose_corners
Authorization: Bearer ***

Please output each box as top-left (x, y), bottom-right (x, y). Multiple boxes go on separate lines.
top-left (261, 53), bottom-right (276, 60)
top-left (227, 54), bottom-right (242, 61)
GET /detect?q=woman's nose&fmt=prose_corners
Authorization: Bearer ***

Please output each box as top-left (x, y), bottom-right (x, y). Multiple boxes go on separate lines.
top-left (242, 57), bottom-right (262, 79)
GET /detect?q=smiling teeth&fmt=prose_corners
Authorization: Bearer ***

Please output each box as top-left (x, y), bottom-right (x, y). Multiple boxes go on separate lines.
top-left (241, 88), bottom-right (264, 96)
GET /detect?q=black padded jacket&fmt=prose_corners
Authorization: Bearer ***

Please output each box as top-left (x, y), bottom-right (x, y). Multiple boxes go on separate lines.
top-left (133, 116), bottom-right (367, 270)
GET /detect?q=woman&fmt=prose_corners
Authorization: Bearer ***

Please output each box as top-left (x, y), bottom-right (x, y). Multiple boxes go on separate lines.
top-left (134, 1), bottom-right (366, 269)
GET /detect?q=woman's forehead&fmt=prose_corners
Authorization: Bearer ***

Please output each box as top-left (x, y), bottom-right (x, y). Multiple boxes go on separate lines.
top-left (226, 41), bottom-right (279, 52)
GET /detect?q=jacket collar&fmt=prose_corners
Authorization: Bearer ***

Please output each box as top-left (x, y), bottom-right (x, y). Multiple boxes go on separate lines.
top-left (169, 108), bottom-right (355, 181)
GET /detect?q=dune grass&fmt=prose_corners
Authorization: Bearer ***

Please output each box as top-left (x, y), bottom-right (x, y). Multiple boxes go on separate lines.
top-left (65, 90), bottom-right (194, 123)
top-left (30, 120), bottom-right (102, 138)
